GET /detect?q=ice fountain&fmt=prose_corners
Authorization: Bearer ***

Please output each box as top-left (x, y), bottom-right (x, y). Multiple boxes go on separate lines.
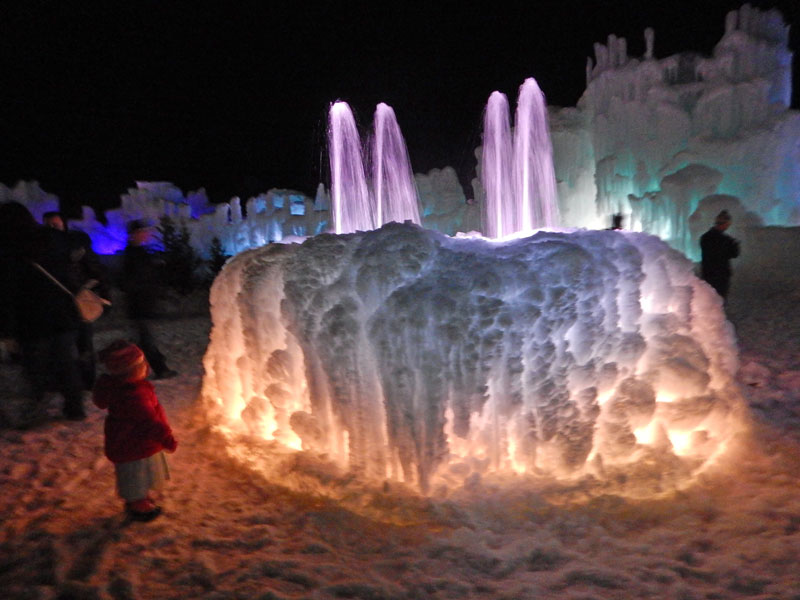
top-left (201, 83), bottom-right (747, 494)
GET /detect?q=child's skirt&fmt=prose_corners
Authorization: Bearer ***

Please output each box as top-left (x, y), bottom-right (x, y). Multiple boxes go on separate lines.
top-left (115, 452), bottom-right (171, 502)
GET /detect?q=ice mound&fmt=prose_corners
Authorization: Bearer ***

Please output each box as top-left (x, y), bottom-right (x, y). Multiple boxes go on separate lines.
top-left (201, 223), bottom-right (747, 492)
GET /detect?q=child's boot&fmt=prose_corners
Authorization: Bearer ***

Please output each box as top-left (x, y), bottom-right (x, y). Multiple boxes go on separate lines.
top-left (125, 498), bottom-right (162, 522)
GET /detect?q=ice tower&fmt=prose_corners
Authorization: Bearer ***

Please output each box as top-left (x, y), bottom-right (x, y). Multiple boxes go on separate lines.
top-left (551, 4), bottom-right (799, 259)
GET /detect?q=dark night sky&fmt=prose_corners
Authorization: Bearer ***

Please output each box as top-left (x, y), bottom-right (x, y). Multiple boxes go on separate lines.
top-left (1, 0), bottom-right (798, 217)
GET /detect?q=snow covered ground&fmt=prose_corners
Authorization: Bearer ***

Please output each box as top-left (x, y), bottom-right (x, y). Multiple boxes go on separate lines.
top-left (1, 265), bottom-right (799, 599)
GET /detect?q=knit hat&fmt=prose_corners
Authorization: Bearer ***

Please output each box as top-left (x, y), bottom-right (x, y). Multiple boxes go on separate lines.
top-left (99, 340), bottom-right (146, 376)
top-left (714, 210), bottom-right (732, 226)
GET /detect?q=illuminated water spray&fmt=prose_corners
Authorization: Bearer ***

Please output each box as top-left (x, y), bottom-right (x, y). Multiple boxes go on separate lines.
top-left (371, 103), bottom-right (421, 228)
top-left (328, 101), bottom-right (421, 234)
top-left (328, 102), bottom-right (373, 234)
top-left (481, 92), bottom-right (515, 238)
top-left (482, 77), bottom-right (560, 238)
top-left (514, 78), bottom-right (559, 231)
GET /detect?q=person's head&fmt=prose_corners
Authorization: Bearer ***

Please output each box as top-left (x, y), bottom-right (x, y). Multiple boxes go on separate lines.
top-left (714, 210), bottom-right (732, 231)
top-left (0, 201), bottom-right (41, 258)
top-left (126, 219), bottom-right (152, 246)
top-left (99, 340), bottom-right (150, 382)
top-left (42, 211), bottom-right (65, 231)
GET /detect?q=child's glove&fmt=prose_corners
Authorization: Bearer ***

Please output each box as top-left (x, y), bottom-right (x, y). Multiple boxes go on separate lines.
top-left (163, 434), bottom-right (178, 453)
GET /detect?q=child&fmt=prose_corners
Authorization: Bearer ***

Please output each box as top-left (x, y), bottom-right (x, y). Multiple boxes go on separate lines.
top-left (93, 340), bottom-right (177, 521)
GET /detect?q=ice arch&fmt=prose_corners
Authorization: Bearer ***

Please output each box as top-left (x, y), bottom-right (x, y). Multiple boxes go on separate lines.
top-left (201, 224), bottom-right (746, 491)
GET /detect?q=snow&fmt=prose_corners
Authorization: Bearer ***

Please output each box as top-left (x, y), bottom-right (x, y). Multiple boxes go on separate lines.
top-left (2, 245), bottom-right (800, 598)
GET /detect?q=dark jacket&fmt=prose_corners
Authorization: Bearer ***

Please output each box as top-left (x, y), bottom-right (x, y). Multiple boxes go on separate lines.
top-left (67, 229), bottom-right (111, 301)
top-left (12, 227), bottom-right (82, 340)
top-left (93, 374), bottom-right (177, 463)
top-left (122, 244), bottom-right (165, 319)
top-left (700, 227), bottom-right (740, 297)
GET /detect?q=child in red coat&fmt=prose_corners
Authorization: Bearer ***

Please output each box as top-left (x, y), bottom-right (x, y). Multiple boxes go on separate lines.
top-left (94, 340), bottom-right (177, 521)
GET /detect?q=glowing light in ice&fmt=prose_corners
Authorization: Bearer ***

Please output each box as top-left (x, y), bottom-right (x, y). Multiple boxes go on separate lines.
top-left (202, 223), bottom-right (746, 492)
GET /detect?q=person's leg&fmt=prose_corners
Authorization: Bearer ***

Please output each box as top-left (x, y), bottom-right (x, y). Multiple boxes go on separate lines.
top-left (76, 321), bottom-right (96, 390)
top-left (52, 330), bottom-right (86, 419)
top-left (135, 319), bottom-right (174, 377)
top-left (116, 461), bottom-right (162, 521)
top-left (20, 337), bottom-right (50, 413)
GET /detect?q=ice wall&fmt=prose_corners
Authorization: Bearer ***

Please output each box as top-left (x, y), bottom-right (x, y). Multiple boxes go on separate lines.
top-left (60, 182), bottom-right (330, 257)
top-left (0, 181), bottom-right (59, 224)
top-left (553, 4), bottom-right (800, 259)
top-left (60, 175), bottom-right (465, 257)
top-left (201, 223), bottom-right (746, 492)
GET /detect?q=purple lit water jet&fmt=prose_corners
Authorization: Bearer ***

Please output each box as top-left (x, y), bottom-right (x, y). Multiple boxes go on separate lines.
top-left (481, 92), bottom-right (515, 239)
top-left (481, 77), bottom-right (560, 238)
top-left (328, 101), bottom-right (373, 234)
top-left (328, 101), bottom-right (420, 235)
top-left (514, 78), bottom-right (559, 231)
top-left (370, 103), bottom-right (421, 228)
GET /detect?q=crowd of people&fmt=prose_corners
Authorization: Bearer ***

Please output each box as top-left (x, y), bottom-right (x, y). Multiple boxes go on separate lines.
top-left (0, 202), bottom-right (176, 427)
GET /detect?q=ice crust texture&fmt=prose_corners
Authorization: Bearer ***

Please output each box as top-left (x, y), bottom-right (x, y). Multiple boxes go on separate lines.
top-left (202, 223), bottom-right (745, 491)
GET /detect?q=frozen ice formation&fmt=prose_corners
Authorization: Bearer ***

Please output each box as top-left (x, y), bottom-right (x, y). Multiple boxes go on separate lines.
top-left (9, 6), bottom-right (793, 264)
top-left (201, 223), bottom-right (746, 491)
top-left (556, 4), bottom-right (799, 259)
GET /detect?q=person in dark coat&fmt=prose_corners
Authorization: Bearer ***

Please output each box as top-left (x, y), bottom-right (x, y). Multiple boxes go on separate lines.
top-left (700, 210), bottom-right (740, 301)
top-left (43, 211), bottom-right (111, 390)
top-left (121, 220), bottom-right (177, 379)
top-left (2, 204), bottom-right (86, 420)
top-left (0, 202), bottom-right (37, 358)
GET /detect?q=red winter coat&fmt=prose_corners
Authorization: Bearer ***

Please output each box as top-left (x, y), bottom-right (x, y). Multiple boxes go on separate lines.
top-left (93, 375), bottom-right (178, 464)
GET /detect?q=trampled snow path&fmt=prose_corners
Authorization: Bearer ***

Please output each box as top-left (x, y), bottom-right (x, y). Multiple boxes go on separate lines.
top-left (1, 282), bottom-right (800, 599)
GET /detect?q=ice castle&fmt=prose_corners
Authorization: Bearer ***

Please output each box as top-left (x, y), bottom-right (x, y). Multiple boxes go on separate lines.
top-left (6, 4), bottom-right (789, 262)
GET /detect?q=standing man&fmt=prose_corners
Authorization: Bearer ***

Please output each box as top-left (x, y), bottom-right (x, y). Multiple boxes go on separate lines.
top-left (700, 210), bottom-right (740, 301)
top-left (122, 220), bottom-right (177, 379)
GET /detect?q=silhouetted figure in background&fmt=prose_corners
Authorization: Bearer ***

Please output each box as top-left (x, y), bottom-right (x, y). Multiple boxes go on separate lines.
top-left (43, 211), bottom-right (110, 390)
top-left (0, 202), bottom-right (36, 362)
top-left (700, 210), bottom-right (740, 301)
top-left (608, 213), bottom-right (624, 230)
top-left (122, 220), bottom-right (177, 380)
